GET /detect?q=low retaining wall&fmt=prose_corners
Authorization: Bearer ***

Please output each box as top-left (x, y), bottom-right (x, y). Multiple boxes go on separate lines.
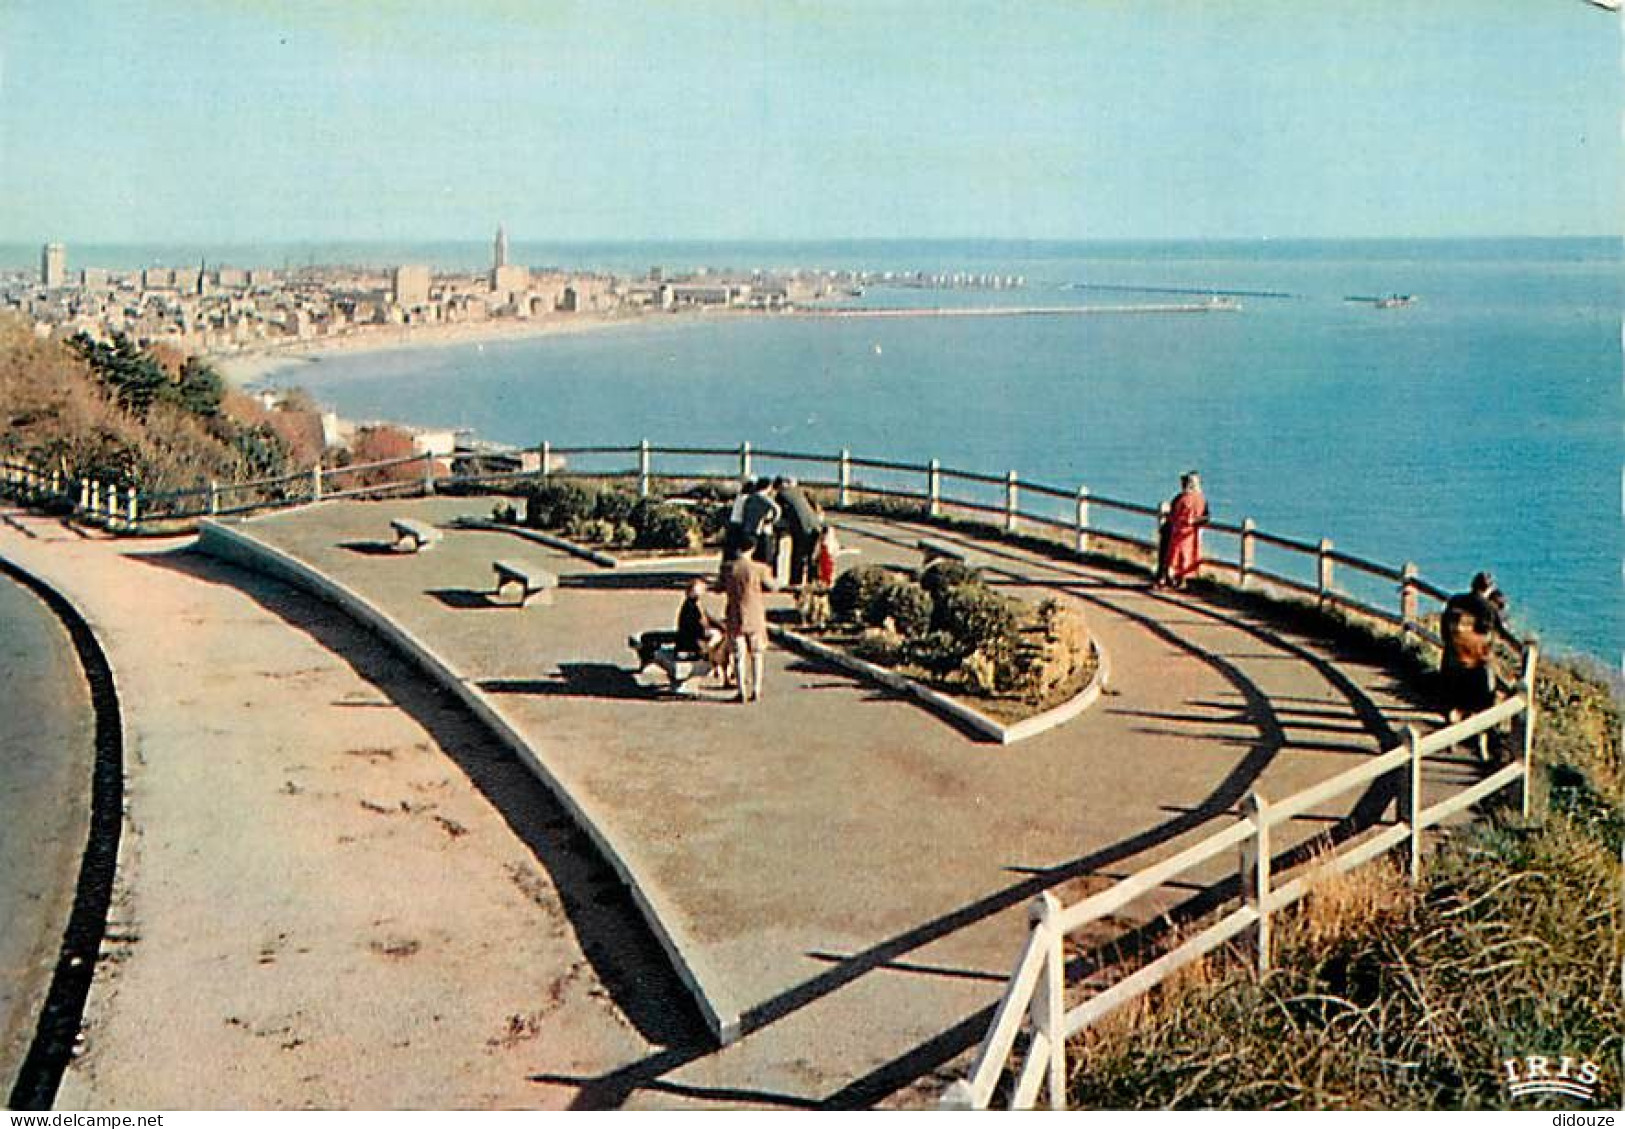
top-left (196, 518), bottom-right (743, 1045)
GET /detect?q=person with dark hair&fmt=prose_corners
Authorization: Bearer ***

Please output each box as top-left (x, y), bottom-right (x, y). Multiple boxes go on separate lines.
top-left (1439, 571), bottom-right (1508, 719)
top-left (774, 475), bottom-right (824, 587)
top-left (631, 578), bottom-right (728, 677)
top-left (736, 477), bottom-right (782, 570)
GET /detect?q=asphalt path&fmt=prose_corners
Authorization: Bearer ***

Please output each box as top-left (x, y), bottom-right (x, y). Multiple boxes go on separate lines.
top-left (0, 572), bottom-right (95, 1099)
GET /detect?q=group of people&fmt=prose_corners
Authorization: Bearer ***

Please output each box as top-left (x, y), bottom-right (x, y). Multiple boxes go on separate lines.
top-left (635, 476), bottom-right (841, 704)
top-left (723, 476), bottom-right (838, 589)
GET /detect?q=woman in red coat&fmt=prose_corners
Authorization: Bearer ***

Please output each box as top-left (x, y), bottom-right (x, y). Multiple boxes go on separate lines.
top-left (1156, 472), bottom-right (1209, 591)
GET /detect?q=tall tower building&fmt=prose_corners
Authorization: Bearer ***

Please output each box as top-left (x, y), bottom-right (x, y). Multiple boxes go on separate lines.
top-left (494, 225), bottom-right (508, 270)
top-left (40, 242), bottom-right (67, 288)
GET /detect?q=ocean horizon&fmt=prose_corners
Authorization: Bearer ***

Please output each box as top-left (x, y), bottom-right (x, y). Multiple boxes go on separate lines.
top-left (1, 235), bottom-right (1618, 276)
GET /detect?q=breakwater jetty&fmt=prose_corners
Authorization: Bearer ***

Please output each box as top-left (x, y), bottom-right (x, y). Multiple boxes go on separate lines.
top-left (792, 300), bottom-right (1240, 319)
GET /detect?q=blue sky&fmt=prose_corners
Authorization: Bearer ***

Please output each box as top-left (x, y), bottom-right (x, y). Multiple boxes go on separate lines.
top-left (2, 0), bottom-right (1620, 242)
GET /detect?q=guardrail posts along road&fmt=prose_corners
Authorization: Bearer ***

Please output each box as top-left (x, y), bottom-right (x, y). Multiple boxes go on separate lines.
top-left (638, 439), bottom-right (652, 498)
top-left (928, 459), bottom-right (941, 517)
top-left (541, 441), bottom-right (552, 478)
top-left (1075, 486), bottom-right (1091, 555)
top-left (838, 448), bottom-right (851, 507)
top-left (1004, 470), bottom-right (1019, 533)
top-left (312, 463), bottom-right (324, 502)
top-left (740, 441), bottom-right (752, 480)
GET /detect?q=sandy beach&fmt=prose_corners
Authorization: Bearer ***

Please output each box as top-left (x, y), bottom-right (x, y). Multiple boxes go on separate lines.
top-left (210, 310), bottom-right (650, 386)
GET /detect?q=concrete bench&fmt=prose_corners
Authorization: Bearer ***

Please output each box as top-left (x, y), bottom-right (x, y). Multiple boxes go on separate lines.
top-left (917, 538), bottom-right (967, 566)
top-left (492, 559), bottom-right (557, 607)
top-left (390, 518), bottom-right (441, 553)
top-left (627, 634), bottom-right (716, 695)
top-left (651, 648), bottom-right (715, 694)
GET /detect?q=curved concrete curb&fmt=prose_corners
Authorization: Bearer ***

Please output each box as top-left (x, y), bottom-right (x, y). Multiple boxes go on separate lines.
top-left (770, 626), bottom-right (1109, 746)
top-left (196, 519), bottom-right (742, 1045)
top-left (452, 519), bottom-right (619, 568)
top-left (453, 520), bottom-right (719, 574)
top-left (0, 551), bottom-right (128, 1109)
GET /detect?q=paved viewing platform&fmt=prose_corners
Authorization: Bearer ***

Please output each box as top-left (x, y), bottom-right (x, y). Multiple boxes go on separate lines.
top-left (163, 494), bottom-right (1478, 1108)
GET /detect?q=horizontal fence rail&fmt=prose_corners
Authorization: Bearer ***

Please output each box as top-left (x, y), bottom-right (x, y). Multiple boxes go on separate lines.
top-left (943, 642), bottom-right (1539, 1110)
top-left (0, 439), bottom-right (1527, 657)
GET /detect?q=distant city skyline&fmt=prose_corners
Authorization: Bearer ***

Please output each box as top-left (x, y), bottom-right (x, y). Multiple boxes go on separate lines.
top-left (3, 1), bottom-right (1620, 244)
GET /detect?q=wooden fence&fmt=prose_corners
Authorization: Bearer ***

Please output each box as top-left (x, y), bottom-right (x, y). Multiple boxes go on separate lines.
top-left (939, 642), bottom-right (1537, 1110)
top-left (0, 440), bottom-right (1514, 654)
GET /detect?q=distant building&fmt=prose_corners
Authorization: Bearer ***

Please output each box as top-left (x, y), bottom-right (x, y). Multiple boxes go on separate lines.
top-left (80, 267), bottom-right (110, 290)
top-left (491, 263), bottom-right (529, 299)
top-left (493, 225), bottom-right (508, 270)
top-left (141, 267), bottom-right (176, 290)
top-left (41, 243), bottom-right (67, 288)
top-left (392, 264), bottom-right (431, 307)
top-left (216, 267), bottom-right (248, 289)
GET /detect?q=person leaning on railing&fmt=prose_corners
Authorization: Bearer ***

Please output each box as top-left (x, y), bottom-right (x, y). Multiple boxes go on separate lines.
top-left (1438, 571), bottom-right (1508, 724)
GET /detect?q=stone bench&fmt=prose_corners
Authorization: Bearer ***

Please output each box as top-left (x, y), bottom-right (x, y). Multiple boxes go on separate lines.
top-left (917, 538), bottom-right (966, 566)
top-left (628, 634), bottom-right (719, 695)
top-left (492, 559), bottom-right (557, 607)
top-left (390, 518), bottom-right (441, 553)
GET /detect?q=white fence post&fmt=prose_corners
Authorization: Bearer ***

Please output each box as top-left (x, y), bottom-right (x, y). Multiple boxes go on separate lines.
top-left (1241, 792), bottom-right (1273, 975)
top-left (1520, 641), bottom-right (1541, 821)
top-left (638, 439), bottom-right (652, 498)
top-left (928, 459), bottom-right (941, 518)
top-left (740, 441), bottom-right (753, 480)
top-left (1399, 562), bottom-right (1419, 634)
top-left (78, 479), bottom-right (90, 514)
top-left (1398, 725), bottom-right (1423, 882)
top-left (1075, 486), bottom-right (1090, 555)
top-left (50, 469), bottom-right (61, 499)
top-left (1240, 518), bottom-right (1256, 589)
top-left (1317, 538), bottom-right (1335, 607)
top-left (1033, 893), bottom-right (1067, 1110)
top-left (125, 485), bottom-right (138, 529)
top-left (541, 441), bottom-right (552, 479)
top-left (838, 448), bottom-right (851, 508)
top-left (1005, 470), bottom-right (1019, 533)
top-left (421, 453), bottom-right (436, 496)
top-left (208, 479), bottom-right (220, 516)
top-left (312, 463), bottom-right (324, 501)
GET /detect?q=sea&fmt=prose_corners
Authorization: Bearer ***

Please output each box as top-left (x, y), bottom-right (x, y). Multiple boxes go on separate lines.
top-left (13, 239), bottom-right (1614, 658)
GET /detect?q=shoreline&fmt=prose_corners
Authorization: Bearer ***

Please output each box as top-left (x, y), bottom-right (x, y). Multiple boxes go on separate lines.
top-left (209, 310), bottom-right (652, 385)
top-left (209, 299), bottom-right (1238, 385)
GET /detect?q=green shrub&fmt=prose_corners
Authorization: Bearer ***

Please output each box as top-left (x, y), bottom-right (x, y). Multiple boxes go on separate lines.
top-left (936, 581), bottom-right (1020, 661)
top-left (905, 630), bottom-right (969, 676)
top-left (592, 487), bottom-right (637, 525)
top-left (630, 501), bottom-right (700, 551)
top-left (831, 564), bottom-right (893, 624)
top-left (852, 627), bottom-right (905, 666)
top-left (920, 558), bottom-right (981, 601)
top-left (525, 481), bottom-right (593, 530)
top-left (873, 575), bottom-right (933, 636)
top-left (692, 500), bottom-right (731, 543)
top-left (568, 516), bottom-right (618, 545)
